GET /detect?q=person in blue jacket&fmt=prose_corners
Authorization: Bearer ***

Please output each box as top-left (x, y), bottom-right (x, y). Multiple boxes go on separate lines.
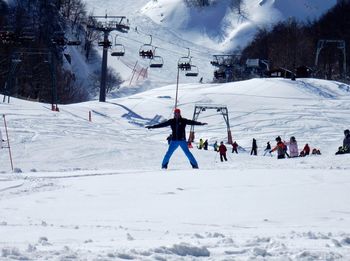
top-left (146, 108), bottom-right (207, 169)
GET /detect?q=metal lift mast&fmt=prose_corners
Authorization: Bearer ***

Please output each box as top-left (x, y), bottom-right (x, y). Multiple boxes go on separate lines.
top-left (188, 104), bottom-right (233, 145)
top-left (87, 15), bottom-right (129, 102)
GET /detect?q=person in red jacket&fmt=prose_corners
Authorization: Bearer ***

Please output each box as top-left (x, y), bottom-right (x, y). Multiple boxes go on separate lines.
top-left (270, 136), bottom-right (287, 159)
top-left (232, 141), bottom-right (238, 154)
top-left (301, 143), bottom-right (310, 156)
top-left (218, 141), bottom-right (227, 162)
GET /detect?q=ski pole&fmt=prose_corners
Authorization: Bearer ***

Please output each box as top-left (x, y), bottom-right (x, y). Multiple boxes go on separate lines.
top-left (3, 115), bottom-right (14, 171)
top-left (214, 151), bottom-right (219, 163)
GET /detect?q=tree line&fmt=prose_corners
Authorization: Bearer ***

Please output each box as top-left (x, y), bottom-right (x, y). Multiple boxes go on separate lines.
top-left (241, 2), bottom-right (350, 81)
top-left (0, 0), bottom-right (121, 104)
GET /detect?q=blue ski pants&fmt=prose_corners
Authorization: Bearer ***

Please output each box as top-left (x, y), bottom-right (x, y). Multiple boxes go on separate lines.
top-left (162, 140), bottom-right (198, 168)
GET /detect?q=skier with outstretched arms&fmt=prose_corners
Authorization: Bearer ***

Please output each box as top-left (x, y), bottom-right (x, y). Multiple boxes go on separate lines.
top-left (146, 108), bottom-right (207, 169)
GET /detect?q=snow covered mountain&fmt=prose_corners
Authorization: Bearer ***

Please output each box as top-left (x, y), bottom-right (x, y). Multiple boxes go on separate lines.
top-left (80, 0), bottom-right (337, 93)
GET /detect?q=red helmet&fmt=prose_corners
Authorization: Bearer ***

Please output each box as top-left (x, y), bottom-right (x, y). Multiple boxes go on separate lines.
top-left (174, 108), bottom-right (181, 114)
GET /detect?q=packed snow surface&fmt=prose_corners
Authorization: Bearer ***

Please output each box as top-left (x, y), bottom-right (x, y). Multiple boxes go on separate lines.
top-left (1, 78), bottom-right (350, 260)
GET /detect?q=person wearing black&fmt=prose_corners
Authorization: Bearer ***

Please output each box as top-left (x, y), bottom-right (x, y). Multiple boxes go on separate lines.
top-left (343, 129), bottom-right (350, 152)
top-left (203, 139), bottom-right (208, 150)
top-left (263, 141), bottom-right (271, 156)
top-left (146, 108), bottom-right (207, 169)
top-left (250, 138), bottom-right (257, 156)
top-left (336, 129), bottom-right (350, 155)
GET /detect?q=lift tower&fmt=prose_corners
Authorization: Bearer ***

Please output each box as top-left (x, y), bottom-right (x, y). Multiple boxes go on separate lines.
top-left (188, 104), bottom-right (233, 145)
top-left (88, 15), bottom-right (129, 102)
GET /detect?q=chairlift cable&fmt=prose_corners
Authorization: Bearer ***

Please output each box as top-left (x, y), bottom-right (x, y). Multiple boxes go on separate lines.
top-left (115, 34), bottom-right (213, 63)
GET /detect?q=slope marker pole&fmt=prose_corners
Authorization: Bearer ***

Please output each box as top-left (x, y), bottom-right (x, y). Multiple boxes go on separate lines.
top-left (3, 115), bottom-right (14, 171)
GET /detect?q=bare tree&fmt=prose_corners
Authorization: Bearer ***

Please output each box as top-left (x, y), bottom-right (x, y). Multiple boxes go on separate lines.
top-left (230, 0), bottom-right (245, 15)
top-left (84, 14), bottom-right (99, 61)
top-left (89, 67), bottom-right (123, 97)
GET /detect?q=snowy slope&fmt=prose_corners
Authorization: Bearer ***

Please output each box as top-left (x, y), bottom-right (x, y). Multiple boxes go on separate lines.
top-left (2, 78), bottom-right (350, 172)
top-left (81, 0), bottom-right (337, 94)
top-left (1, 78), bottom-right (350, 260)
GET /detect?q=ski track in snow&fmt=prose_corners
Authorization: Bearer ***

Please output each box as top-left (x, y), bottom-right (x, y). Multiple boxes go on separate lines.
top-left (1, 14), bottom-right (350, 260)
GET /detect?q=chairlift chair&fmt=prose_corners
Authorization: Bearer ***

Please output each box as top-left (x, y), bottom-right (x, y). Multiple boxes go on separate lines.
top-left (178, 48), bottom-right (193, 71)
top-left (149, 55), bottom-right (164, 68)
top-left (139, 34), bottom-right (154, 59)
top-left (111, 44), bottom-right (125, 56)
top-left (67, 39), bottom-right (81, 46)
top-left (214, 70), bottom-right (226, 79)
top-left (139, 44), bottom-right (153, 59)
top-left (178, 58), bottom-right (192, 71)
top-left (111, 35), bottom-right (125, 56)
top-left (185, 64), bottom-right (199, 77)
top-left (98, 35), bottom-right (112, 48)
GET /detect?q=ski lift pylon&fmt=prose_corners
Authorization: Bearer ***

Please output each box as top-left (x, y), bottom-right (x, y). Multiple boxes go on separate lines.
top-left (98, 34), bottom-right (112, 48)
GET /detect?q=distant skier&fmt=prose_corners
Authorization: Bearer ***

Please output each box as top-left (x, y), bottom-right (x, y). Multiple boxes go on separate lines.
top-left (232, 141), bottom-right (238, 154)
top-left (250, 138), bottom-right (257, 156)
top-left (263, 141), bottom-right (271, 156)
top-left (342, 129), bottom-right (350, 153)
top-left (335, 129), bottom-right (350, 155)
top-left (301, 143), bottom-right (310, 156)
top-left (213, 141), bottom-right (218, 151)
top-left (146, 108), bottom-right (207, 169)
top-left (285, 136), bottom-right (299, 158)
top-left (198, 138), bottom-right (204, 149)
top-left (218, 141), bottom-right (227, 162)
top-left (312, 148), bottom-right (321, 155)
top-left (203, 139), bottom-right (208, 150)
top-left (270, 136), bottom-right (287, 159)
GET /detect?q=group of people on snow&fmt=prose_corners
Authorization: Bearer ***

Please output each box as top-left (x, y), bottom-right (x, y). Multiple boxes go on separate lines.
top-left (146, 108), bottom-right (350, 169)
top-left (198, 138), bottom-right (208, 150)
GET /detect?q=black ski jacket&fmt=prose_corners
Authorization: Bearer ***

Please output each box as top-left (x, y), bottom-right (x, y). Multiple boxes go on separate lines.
top-left (148, 117), bottom-right (205, 141)
top-left (344, 134), bottom-right (350, 149)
